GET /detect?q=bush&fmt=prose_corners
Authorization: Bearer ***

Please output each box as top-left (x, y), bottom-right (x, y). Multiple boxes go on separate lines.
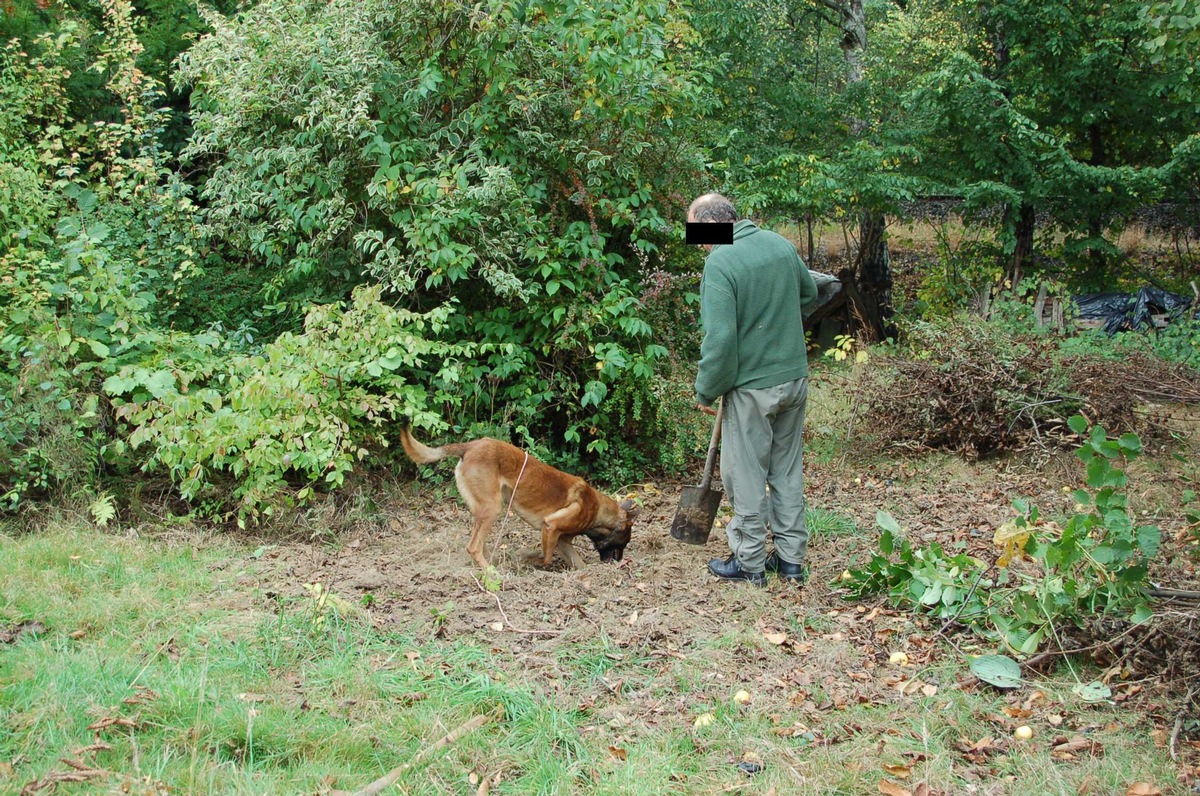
top-left (176, 0), bottom-right (713, 472)
top-left (105, 286), bottom-right (479, 523)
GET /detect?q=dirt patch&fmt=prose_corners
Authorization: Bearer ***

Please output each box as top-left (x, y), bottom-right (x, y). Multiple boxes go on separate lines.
top-left (224, 458), bottom-right (1107, 708)
top-left (0, 620), bottom-right (48, 645)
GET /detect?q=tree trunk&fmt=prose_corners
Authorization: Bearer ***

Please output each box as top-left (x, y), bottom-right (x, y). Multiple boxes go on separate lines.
top-left (1008, 201), bottom-right (1035, 287)
top-left (856, 209), bottom-right (892, 340)
top-left (819, 0), bottom-right (894, 340)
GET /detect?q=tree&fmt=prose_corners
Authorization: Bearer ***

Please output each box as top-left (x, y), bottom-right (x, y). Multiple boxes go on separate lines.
top-left (177, 0), bottom-right (714, 462)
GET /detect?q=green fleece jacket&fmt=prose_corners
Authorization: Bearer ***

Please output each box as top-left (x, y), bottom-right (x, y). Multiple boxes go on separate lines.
top-left (695, 219), bottom-right (818, 407)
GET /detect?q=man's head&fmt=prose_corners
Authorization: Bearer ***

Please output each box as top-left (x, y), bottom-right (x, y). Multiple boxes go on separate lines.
top-left (687, 193), bottom-right (738, 224)
top-left (687, 194), bottom-right (738, 252)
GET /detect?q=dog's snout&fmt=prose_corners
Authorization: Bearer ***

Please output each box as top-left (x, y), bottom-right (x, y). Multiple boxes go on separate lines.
top-left (600, 545), bottom-right (625, 563)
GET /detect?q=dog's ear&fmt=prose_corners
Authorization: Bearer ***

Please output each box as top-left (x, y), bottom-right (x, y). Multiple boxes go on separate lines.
top-left (619, 499), bottom-right (640, 519)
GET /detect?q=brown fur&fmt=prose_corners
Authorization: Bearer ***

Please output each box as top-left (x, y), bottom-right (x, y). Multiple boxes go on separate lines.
top-left (399, 427), bottom-right (638, 569)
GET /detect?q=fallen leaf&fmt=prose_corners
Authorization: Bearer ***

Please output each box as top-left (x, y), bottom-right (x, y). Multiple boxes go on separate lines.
top-left (237, 693), bottom-right (267, 702)
top-left (921, 684), bottom-right (938, 697)
top-left (1125, 785), bottom-right (1161, 796)
top-left (1047, 714), bottom-right (1064, 727)
top-left (1051, 736), bottom-right (1104, 760)
top-left (608, 745), bottom-right (627, 761)
top-left (488, 622), bottom-right (504, 632)
top-left (764, 632), bottom-right (788, 645)
top-left (882, 763), bottom-right (911, 778)
top-left (626, 611), bottom-right (639, 625)
top-left (878, 780), bottom-right (913, 796)
top-left (1003, 706), bottom-right (1033, 719)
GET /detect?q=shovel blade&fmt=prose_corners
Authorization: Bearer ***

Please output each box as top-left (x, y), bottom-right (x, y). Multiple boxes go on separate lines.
top-left (670, 485), bottom-right (723, 545)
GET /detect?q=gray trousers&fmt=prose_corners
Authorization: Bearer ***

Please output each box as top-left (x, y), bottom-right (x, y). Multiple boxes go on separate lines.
top-left (720, 377), bottom-right (809, 573)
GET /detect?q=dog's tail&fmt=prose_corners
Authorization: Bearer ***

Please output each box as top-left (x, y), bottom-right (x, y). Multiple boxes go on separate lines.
top-left (399, 426), bottom-right (468, 464)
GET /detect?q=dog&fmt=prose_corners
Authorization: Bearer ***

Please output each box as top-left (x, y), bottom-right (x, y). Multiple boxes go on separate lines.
top-left (399, 427), bottom-right (638, 569)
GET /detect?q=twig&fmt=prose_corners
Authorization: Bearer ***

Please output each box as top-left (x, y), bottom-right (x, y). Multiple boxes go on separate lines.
top-left (1147, 586), bottom-right (1200, 602)
top-left (1170, 686), bottom-right (1196, 762)
top-left (339, 711), bottom-right (497, 796)
top-left (933, 564), bottom-right (994, 639)
top-left (470, 576), bottom-right (563, 636)
top-left (1018, 620), bottom-right (1151, 670)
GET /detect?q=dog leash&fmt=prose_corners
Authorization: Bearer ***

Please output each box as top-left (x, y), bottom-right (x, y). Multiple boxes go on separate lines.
top-left (494, 451), bottom-right (530, 549)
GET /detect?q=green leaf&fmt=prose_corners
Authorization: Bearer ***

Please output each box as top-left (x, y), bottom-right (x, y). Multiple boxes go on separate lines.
top-left (1117, 433), bottom-right (1142, 454)
top-left (1135, 525), bottom-right (1161, 558)
top-left (1130, 603), bottom-right (1153, 625)
top-left (1067, 415), bottom-right (1089, 435)
top-left (89, 340), bottom-right (110, 358)
top-left (1071, 681), bottom-right (1112, 703)
top-left (876, 511), bottom-right (902, 536)
top-left (969, 654), bottom-right (1022, 689)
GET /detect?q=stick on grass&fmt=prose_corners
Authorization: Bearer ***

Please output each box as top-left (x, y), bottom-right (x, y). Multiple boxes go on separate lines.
top-left (338, 711), bottom-right (497, 796)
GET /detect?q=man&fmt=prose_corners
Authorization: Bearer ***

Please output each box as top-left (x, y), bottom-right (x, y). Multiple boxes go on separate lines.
top-left (690, 193), bottom-right (818, 587)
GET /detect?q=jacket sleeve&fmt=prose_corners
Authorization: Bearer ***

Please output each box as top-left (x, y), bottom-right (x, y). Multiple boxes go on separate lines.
top-left (797, 255), bottom-right (818, 315)
top-left (695, 274), bottom-right (738, 407)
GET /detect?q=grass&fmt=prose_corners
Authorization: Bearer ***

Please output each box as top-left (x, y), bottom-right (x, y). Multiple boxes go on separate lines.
top-left (1, 519), bottom-right (1186, 794)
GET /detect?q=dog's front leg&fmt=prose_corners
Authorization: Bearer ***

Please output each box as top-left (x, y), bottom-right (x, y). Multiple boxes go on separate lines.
top-left (554, 538), bottom-right (586, 570)
top-left (540, 502), bottom-right (586, 567)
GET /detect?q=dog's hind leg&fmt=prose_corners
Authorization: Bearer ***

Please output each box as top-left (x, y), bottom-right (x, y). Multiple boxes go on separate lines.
top-left (456, 462), bottom-right (501, 569)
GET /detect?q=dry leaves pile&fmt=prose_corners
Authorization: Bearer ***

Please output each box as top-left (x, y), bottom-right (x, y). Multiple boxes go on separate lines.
top-left (856, 321), bottom-right (1200, 458)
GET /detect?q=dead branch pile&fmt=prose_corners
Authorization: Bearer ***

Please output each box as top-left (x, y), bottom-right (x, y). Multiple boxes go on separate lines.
top-left (857, 320), bottom-right (1200, 457)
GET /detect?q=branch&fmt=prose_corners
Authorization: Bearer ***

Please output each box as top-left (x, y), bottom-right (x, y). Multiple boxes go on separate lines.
top-left (337, 711), bottom-right (498, 796)
top-left (1170, 687), bottom-right (1196, 762)
top-left (813, 0), bottom-right (849, 19)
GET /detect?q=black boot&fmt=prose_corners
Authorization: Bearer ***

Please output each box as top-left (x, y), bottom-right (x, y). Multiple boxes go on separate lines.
top-left (766, 551), bottom-right (807, 584)
top-left (708, 554), bottom-right (766, 587)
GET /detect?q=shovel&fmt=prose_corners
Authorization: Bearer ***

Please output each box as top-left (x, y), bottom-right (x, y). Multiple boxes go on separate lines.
top-left (670, 400), bottom-right (724, 545)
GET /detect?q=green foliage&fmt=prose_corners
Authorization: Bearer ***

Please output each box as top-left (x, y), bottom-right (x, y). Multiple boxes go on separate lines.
top-left (993, 417), bottom-right (1160, 653)
top-left (105, 286), bottom-right (480, 522)
top-left (0, 5), bottom-right (200, 508)
top-left (844, 418), bottom-right (1161, 655)
top-left (841, 510), bottom-right (993, 622)
top-left (176, 0), bottom-right (711, 469)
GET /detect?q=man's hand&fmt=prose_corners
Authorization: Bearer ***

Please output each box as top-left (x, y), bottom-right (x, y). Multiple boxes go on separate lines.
top-left (696, 403), bottom-right (717, 416)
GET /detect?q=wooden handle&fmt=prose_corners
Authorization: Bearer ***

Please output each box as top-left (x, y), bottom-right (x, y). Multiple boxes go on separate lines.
top-left (698, 399), bottom-right (723, 491)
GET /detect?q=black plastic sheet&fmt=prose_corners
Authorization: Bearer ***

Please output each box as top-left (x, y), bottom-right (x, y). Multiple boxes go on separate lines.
top-left (1074, 287), bottom-right (1193, 334)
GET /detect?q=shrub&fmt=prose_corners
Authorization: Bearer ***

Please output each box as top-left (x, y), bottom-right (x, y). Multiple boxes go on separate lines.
top-left (176, 0), bottom-right (713, 472)
top-left (106, 286), bottom-right (479, 523)
top-left (844, 417), bottom-right (1160, 655)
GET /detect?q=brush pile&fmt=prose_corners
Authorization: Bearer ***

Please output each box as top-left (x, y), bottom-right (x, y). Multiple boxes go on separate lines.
top-left (856, 318), bottom-right (1200, 458)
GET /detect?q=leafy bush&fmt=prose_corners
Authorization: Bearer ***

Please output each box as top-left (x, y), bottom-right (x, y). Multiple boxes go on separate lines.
top-left (176, 0), bottom-right (712, 470)
top-left (1, 8), bottom-right (199, 507)
top-left (106, 287), bottom-right (480, 522)
top-left (843, 418), bottom-right (1161, 655)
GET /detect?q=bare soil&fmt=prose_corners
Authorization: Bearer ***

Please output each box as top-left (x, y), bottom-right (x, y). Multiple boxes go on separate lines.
top-left (229, 452), bottom-right (1197, 711)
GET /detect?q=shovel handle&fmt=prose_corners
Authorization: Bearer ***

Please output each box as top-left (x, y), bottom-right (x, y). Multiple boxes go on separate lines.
top-left (698, 399), bottom-right (723, 491)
